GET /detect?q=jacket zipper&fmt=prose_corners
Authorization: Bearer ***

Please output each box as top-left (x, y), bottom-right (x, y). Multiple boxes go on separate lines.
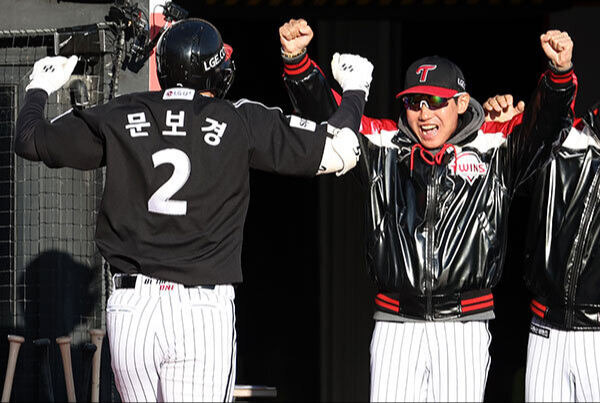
top-left (565, 167), bottom-right (600, 327)
top-left (425, 164), bottom-right (437, 319)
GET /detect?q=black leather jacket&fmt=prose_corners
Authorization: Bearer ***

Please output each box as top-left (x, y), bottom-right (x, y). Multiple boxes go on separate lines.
top-left (525, 104), bottom-right (600, 330)
top-left (283, 54), bottom-right (576, 321)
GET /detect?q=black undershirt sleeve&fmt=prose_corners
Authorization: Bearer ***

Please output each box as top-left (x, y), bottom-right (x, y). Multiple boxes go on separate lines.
top-left (15, 89), bottom-right (106, 169)
top-left (237, 100), bottom-right (326, 176)
top-left (14, 89), bottom-right (47, 161)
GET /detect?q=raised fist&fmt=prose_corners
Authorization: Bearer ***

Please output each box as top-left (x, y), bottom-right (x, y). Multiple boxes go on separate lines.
top-left (540, 30), bottom-right (573, 71)
top-left (331, 53), bottom-right (374, 101)
top-left (483, 94), bottom-right (525, 123)
top-left (279, 18), bottom-right (313, 57)
top-left (26, 55), bottom-right (78, 95)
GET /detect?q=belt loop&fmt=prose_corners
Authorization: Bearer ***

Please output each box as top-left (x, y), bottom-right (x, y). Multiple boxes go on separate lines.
top-left (113, 273), bottom-right (139, 290)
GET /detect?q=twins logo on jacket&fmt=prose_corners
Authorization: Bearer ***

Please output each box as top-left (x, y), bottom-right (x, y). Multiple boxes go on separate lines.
top-left (448, 151), bottom-right (488, 185)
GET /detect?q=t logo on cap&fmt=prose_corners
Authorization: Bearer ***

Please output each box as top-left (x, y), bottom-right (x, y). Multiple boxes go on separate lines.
top-left (396, 55), bottom-right (466, 99)
top-left (416, 64), bottom-right (437, 82)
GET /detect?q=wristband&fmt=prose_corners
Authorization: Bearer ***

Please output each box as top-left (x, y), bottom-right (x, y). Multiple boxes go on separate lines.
top-left (548, 60), bottom-right (573, 74)
top-left (281, 47), bottom-right (307, 61)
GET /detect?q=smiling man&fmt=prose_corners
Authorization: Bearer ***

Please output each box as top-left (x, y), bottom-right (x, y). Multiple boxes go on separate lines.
top-left (397, 56), bottom-right (470, 149)
top-left (279, 20), bottom-right (575, 403)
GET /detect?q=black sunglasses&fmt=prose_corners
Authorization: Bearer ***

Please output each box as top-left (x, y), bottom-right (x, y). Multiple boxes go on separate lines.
top-left (402, 93), bottom-right (462, 111)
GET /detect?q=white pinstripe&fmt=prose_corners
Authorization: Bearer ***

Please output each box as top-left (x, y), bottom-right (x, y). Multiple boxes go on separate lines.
top-left (526, 317), bottom-right (600, 402)
top-left (106, 275), bottom-right (236, 402)
top-left (370, 321), bottom-right (491, 402)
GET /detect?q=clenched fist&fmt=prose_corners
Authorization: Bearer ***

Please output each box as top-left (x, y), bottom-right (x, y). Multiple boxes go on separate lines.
top-left (483, 94), bottom-right (525, 123)
top-left (540, 30), bottom-right (573, 71)
top-left (279, 18), bottom-right (313, 56)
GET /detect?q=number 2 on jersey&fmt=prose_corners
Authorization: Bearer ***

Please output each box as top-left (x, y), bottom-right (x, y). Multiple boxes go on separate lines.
top-left (148, 148), bottom-right (191, 215)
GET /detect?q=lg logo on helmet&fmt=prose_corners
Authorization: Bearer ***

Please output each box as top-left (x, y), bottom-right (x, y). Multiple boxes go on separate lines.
top-left (203, 47), bottom-right (226, 72)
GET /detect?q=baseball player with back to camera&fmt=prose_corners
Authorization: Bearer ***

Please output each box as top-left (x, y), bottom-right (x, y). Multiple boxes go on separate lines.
top-left (14, 18), bottom-right (374, 402)
top-left (279, 19), bottom-right (575, 402)
top-left (483, 94), bottom-right (600, 402)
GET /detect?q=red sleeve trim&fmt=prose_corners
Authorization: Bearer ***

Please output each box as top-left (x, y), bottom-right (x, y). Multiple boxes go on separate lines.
top-left (531, 299), bottom-right (548, 312)
top-left (375, 299), bottom-right (400, 313)
top-left (546, 69), bottom-right (574, 84)
top-left (530, 303), bottom-right (546, 318)
top-left (549, 69), bottom-right (573, 78)
top-left (531, 304), bottom-right (545, 318)
top-left (550, 75), bottom-right (574, 84)
top-left (461, 293), bottom-right (493, 306)
top-left (283, 54), bottom-right (311, 75)
top-left (480, 113), bottom-right (524, 138)
top-left (461, 300), bottom-right (494, 313)
top-left (284, 54), bottom-right (309, 69)
top-left (376, 293), bottom-right (400, 306)
top-left (530, 300), bottom-right (549, 319)
top-left (542, 70), bottom-right (578, 124)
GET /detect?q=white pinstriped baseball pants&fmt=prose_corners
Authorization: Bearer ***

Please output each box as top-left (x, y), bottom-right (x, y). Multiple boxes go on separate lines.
top-left (106, 275), bottom-right (236, 402)
top-left (526, 317), bottom-right (600, 402)
top-left (370, 320), bottom-right (491, 402)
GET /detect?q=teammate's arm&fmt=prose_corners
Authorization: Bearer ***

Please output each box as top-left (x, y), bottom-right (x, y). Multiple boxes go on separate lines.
top-left (280, 18), bottom-right (340, 123)
top-left (239, 53), bottom-right (372, 177)
top-left (15, 55), bottom-right (105, 169)
top-left (500, 30), bottom-right (575, 188)
top-left (280, 19), bottom-right (381, 185)
top-left (235, 91), bottom-right (362, 177)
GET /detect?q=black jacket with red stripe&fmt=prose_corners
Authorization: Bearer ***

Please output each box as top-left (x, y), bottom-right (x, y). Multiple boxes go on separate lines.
top-left (525, 104), bottom-right (600, 330)
top-left (282, 53), bottom-right (576, 321)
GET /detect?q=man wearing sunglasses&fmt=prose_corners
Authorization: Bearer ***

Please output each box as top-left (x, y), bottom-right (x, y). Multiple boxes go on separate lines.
top-left (279, 19), bottom-right (575, 402)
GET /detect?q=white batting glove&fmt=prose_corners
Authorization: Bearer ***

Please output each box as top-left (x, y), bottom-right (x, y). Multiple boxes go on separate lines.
top-left (26, 55), bottom-right (78, 95)
top-left (331, 52), bottom-right (373, 101)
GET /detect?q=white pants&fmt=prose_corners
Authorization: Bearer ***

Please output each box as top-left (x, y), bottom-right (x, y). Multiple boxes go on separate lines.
top-left (526, 317), bottom-right (600, 402)
top-left (106, 275), bottom-right (236, 402)
top-left (370, 320), bottom-right (491, 402)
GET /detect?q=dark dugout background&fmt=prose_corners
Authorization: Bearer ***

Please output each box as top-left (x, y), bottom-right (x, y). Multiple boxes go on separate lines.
top-left (2, 0), bottom-right (600, 402)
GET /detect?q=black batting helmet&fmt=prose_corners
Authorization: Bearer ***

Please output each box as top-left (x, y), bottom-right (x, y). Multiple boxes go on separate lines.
top-left (156, 18), bottom-right (235, 98)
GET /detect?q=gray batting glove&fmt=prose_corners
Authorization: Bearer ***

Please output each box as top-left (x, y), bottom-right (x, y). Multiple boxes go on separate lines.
top-left (331, 52), bottom-right (373, 101)
top-left (26, 55), bottom-right (78, 95)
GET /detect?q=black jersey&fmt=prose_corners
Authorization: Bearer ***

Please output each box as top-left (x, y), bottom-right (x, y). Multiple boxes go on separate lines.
top-left (16, 88), bottom-right (364, 285)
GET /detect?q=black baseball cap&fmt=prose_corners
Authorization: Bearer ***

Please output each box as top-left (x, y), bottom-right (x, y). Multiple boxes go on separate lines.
top-left (396, 55), bottom-right (466, 99)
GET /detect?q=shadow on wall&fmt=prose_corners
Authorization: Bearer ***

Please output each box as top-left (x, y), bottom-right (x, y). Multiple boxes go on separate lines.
top-left (0, 250), bottom-right (114, 402)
